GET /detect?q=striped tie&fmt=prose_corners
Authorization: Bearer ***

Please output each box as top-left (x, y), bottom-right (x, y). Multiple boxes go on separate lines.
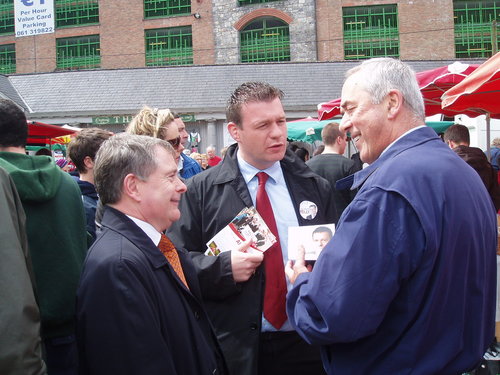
top-left (158, 233), bottom-right (189, 289)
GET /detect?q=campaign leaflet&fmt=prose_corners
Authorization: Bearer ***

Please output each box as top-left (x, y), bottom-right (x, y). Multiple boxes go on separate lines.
top-left (287, 223), bottom-right (335, 261)
top-left (205, 206), bottom-right (276, 256)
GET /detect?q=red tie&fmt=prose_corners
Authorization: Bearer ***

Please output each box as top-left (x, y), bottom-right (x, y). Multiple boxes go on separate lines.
top-left (256, 172), bottom-right (287, 329)
top-left (158, 233), bottom-right (189, 289)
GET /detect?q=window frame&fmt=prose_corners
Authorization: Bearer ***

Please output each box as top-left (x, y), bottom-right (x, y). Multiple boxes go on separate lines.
top-left (0, 0), bottom-right (14, 36)
top-left (342, 4), bottom-right (399, 60)
top-left (56, 34), bottom-right (101, 70)
top-left (55, 0), bottom-right (99, 28)
top-left (454, 0), bottom-right (500, 58)
top-left (145, 26), bottom-right (194, 66)
top-left (144, 0), bottom-right (191, 19)
top-left (240, 17), bottom-right (290, 63)
top-left (0, 43), bottom-right (15, 74)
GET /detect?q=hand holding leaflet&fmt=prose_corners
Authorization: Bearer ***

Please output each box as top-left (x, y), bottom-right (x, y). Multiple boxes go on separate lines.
top-left (204, 206), bottom-right (276, 256)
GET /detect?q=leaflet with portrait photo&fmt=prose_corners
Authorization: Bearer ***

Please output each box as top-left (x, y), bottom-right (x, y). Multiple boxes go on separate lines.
top-left (288, 223), bottom-right (336, 261)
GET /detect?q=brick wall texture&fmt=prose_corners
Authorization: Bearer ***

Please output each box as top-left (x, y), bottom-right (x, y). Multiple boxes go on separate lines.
top-left (0, 0), bottom-right (459, 74)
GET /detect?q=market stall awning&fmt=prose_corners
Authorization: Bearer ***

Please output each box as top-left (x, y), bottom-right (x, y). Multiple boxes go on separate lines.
top-left (27, 121), bottom-right (78, 145)
top-left (317, 62), bottom-right (480, 120)
top-left (442, 52), bottom-right (500, 159)
top-left (287, 119), bottom-right (339, 142)
top-left (416, 62), bottom-right (480, 117)
top-left (441, 53), bottom-right (500, 116)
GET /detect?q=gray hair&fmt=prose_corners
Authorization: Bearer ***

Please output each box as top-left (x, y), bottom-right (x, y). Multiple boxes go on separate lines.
top-left (346, 58), bottom-right (425, 121)
top-left (94, 133), bottom-right (175, 205)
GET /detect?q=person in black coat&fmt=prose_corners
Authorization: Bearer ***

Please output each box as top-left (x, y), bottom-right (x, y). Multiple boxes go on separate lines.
top-left (76, 133), bottom-right (227, 375)
top-left (167, 82), bottom-right (336, 375)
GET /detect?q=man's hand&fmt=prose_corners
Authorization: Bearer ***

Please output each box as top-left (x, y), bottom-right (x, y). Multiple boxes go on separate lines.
top-left (231, 239), bottom-right (264, 282)
top-left (285, 244), bottom-right (311, 284)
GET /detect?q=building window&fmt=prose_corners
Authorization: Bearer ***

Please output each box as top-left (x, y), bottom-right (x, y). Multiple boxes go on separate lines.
top-left (0, 0), bottom-right (14, 35)
top-left (0, 43), bottom-right (15, 73)
top-left (56, 35), bottom-right (100, 70)
top-left (144, 0), bottom-right (191, 19)
top-left (145, 27), bottom-right (193, 66)
top-left (343, 4), bottom-right (399, 60)
top-left (454, 1), bottom-right (500, 58)
top-left (240, 17), bottom-right (290, 63)
top-left (55, 0), bottom-right (99, 28)
top-left (239, 0), bottom-right (281, 5)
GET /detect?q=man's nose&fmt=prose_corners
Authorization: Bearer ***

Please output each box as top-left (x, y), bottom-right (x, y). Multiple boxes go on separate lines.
top-left (339, 113), bottom-right (350, 132)
top-left (269, 122), bottom-right (284, 137)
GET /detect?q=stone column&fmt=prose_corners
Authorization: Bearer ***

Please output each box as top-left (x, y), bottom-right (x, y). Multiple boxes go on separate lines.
top-left (206, 119), bottom-right (217, 150)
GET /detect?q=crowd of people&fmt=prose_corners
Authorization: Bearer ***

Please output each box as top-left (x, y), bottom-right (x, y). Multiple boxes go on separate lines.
top-left (0, 57), bottom-right (498, 375)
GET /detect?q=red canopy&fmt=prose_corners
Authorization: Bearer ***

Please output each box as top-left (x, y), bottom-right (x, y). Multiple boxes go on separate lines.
top-left (416, 62), bottom-right (480, 117)
top-left (441, 53), bottom-right (500, 159)
top-left (441, 52), bottom-right (500, 117)
top-left (317, 62), bottom-right (480, 121)
top-left (27, 121), bottom-right (78, 145)
top-left (317, 98), bottom-right (341, 121)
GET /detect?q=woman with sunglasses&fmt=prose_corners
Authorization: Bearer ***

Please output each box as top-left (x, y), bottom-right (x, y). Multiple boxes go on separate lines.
top-left (126, 106), bottom-right (184, 163)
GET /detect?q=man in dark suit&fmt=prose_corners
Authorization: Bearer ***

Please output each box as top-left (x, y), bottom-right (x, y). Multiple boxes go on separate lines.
top-left (167, 82), bottom-right (336, 375)
top-left (76, 133), bottom-right (227, 375)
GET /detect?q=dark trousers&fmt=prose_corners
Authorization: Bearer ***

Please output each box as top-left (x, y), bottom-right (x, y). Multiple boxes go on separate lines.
top-left (43, 335), bottom-right (78, 375)
top-left (258, 331), bottom-right (326, 375)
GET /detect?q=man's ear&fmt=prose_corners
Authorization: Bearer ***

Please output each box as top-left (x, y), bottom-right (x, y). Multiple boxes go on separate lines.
top-left (123, 173), bottom-right (141, 202)
top-left (83, 156), bottom-right (94, 171)
top-left (386, 89), bottom-right (403, 119)
top-left (227, 122), bottom-right (240, 142)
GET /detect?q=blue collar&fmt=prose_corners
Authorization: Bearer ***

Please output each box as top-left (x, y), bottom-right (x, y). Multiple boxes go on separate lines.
top-left (237, 150), bottom-right (284, 185)
top-left (337, 126), bottom-right (440, 191)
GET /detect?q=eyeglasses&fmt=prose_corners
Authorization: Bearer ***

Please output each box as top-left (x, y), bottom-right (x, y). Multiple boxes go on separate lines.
top-left (167, 135), bottom-right (181, 148)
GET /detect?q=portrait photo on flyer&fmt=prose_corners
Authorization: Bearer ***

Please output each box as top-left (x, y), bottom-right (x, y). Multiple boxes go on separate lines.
top-left (288, 223), bottom-right (336, 261)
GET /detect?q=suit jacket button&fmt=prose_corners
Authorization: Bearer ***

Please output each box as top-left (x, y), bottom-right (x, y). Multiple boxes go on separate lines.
top-left (194, 311), bottom-right (200, 320)
top-left (250, 323), bottom-right (258, 330)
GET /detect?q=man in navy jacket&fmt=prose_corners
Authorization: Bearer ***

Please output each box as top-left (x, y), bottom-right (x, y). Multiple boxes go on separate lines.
top-left (286, 58), bottom-right (497, 375)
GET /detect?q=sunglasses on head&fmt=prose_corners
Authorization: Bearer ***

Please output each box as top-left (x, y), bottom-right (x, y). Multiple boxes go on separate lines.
top-left (167, 135), bottom-right (181, 148)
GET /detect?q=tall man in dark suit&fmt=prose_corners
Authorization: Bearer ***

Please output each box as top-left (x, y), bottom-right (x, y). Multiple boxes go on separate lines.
top-left (76, 133), bottom-right (227, 375)
top-left (167, 82), bottom-right (336, 375)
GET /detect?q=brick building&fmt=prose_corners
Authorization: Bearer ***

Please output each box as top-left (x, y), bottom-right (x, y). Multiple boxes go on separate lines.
top-left (0, 0), bottom-right (496, 73)
top-left (0, 0), bottom-right (496, 151)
